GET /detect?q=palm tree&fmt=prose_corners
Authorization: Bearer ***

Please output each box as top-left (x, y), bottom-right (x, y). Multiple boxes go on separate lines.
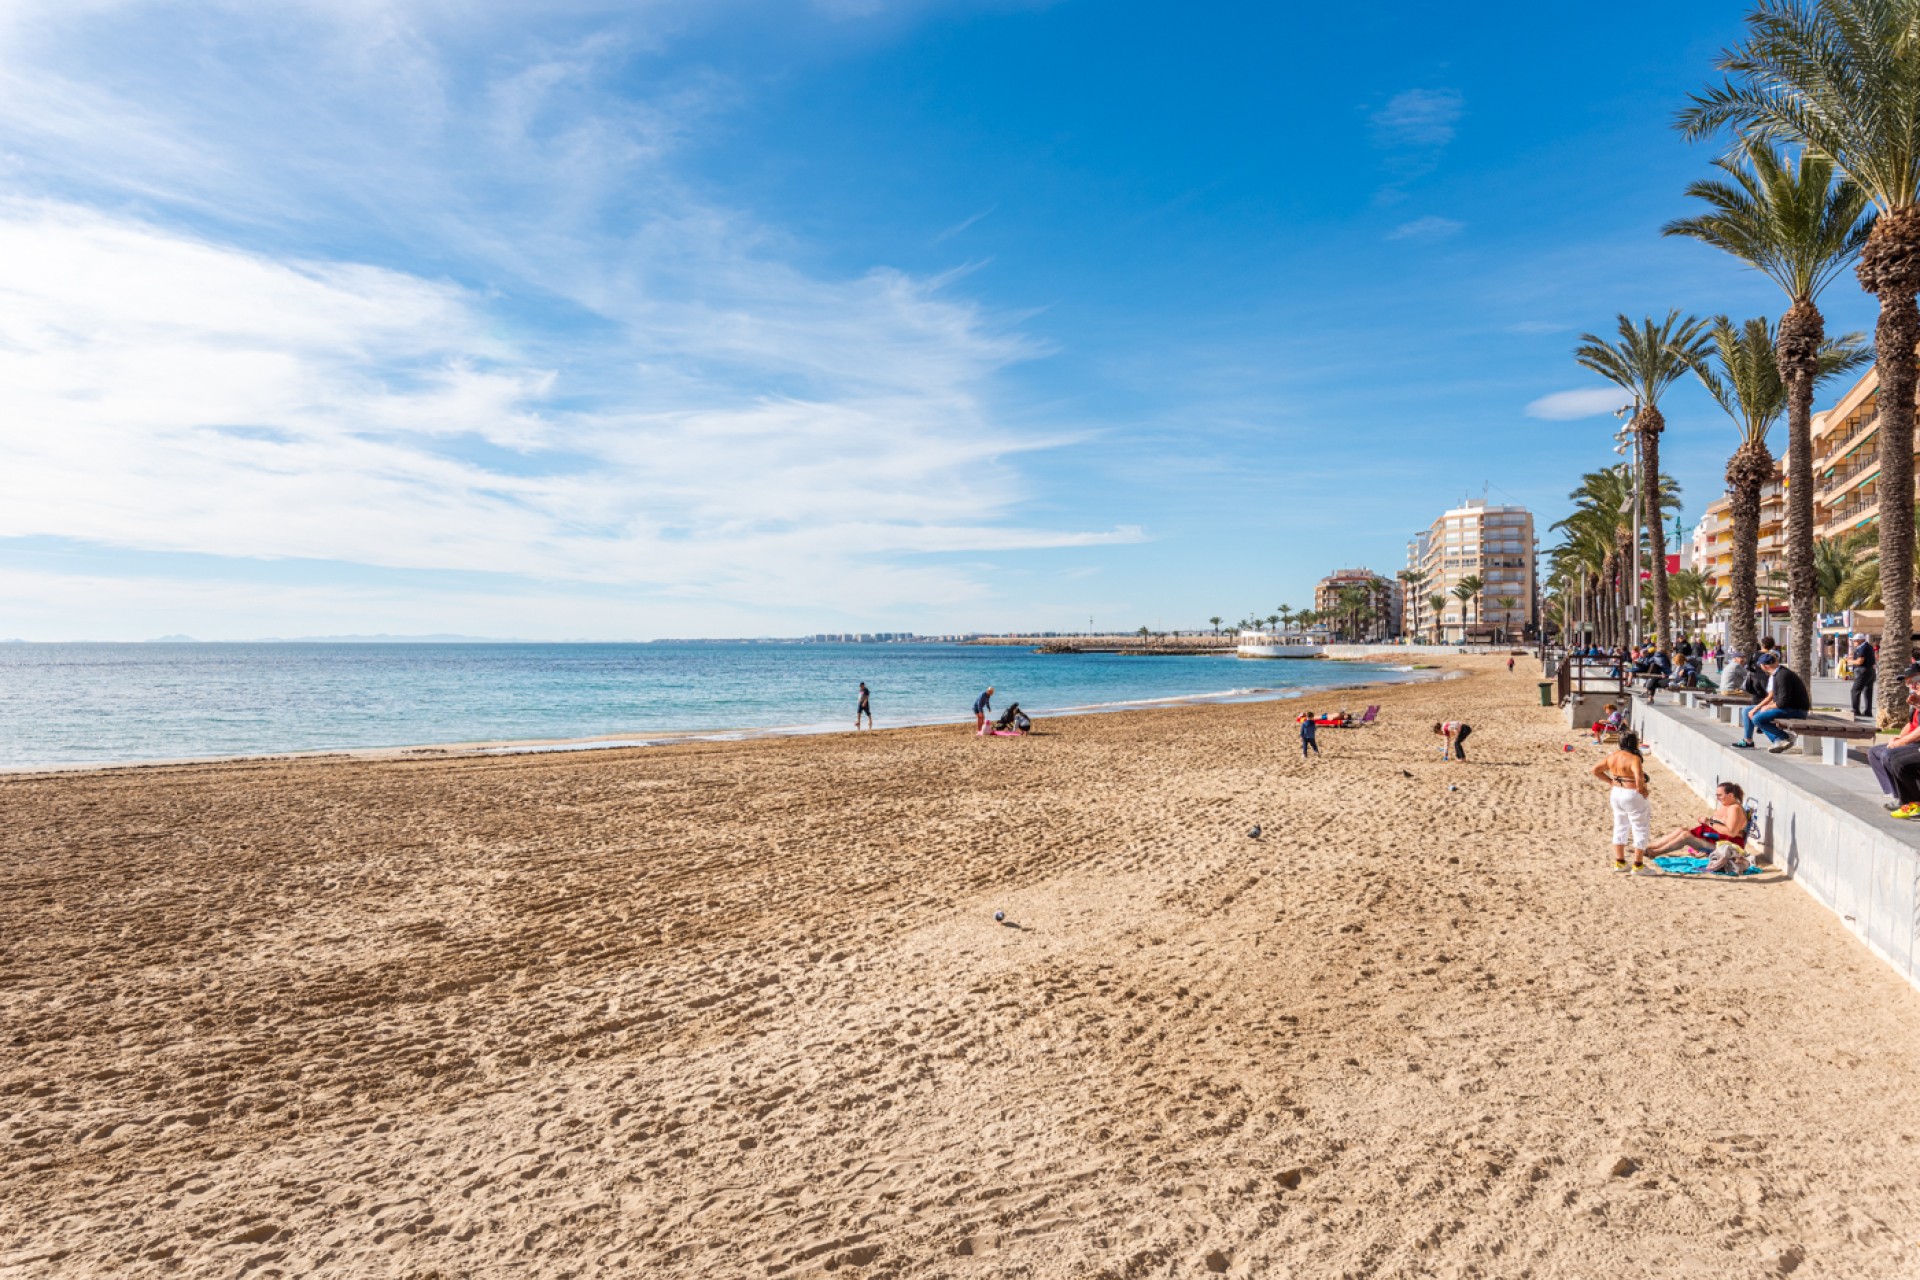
top-left (1396, 568), bottom-right (1428, 640)
top-left (1422, 592), bottom-right (1445, 643)
top-left (1665, 137), bottom-right (1873, 674)
top-left (1816, 532), bottom-right (1865, 609)
top-left (1575, 312), bottom-right (1713, 648)
top-left (1452, 575), bottom-right (1485, 642)
top-left (1680, 0), bottom-right (1920, 723)
top-left (1496, 595), bottom-right (1520, 641)
top-left (1693, 314), bottom-right (1871, 656)
top-left (1208, 615), bottom-right (1222, 636)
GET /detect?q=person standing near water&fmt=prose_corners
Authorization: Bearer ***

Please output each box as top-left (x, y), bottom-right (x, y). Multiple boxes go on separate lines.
top-left (1299, 712), bottom-right (1319, 759)
top-left (973, 686), bottom-right (994, 735)
top-left (855, 682), bottom-right (872, 729)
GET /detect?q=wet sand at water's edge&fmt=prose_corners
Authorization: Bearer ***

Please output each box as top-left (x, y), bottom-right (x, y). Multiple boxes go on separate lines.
top-left (3, 656), bottom-right (1918, 1277)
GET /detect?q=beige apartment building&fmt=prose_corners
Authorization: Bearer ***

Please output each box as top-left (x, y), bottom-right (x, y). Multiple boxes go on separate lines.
top-left (1808, 365), bottom-right (1920, 542)
top-left (1404, 501), bottom-right (1536, 643)
top-left (1312, 568), bottom-right (1398, 640)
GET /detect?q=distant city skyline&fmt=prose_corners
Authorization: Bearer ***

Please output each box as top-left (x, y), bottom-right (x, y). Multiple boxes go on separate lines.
top-left (0, 0), bottom-right (1862, 640)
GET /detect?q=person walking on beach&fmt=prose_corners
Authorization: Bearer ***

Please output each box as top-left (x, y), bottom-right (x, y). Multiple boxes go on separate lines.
top-left (855, 682), bottom-right (872, 729)
top-left (1593, 729), bottom-right (1651, 874)
top-left (1299, 712), bottom-right (1319, 759)
top-left (1433, 719), bottom-right (1471, 761)
top-left (1850, 632), bottom-right (1877, 719)
top-left (973, 686), bottom-right (994, 735)
top-left (1506, 656), bottom-right (1515, 673)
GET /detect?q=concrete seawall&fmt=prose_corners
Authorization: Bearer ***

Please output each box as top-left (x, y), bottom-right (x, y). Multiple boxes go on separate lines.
top-left (1634, 697), bottom-right (1920, 993)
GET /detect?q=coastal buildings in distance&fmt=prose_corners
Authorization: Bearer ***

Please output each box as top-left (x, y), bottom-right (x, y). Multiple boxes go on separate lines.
top-left (1403, 500), bottom-right (1538, 644)
top-left (1312, 568), bottom-right (1400, 641)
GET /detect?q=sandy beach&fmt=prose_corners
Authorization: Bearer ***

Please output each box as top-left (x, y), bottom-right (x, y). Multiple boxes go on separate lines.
top-left (4, 655), bottom-right (1918, 1278)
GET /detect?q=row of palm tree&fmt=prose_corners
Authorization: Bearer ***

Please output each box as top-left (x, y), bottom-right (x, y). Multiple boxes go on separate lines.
top-left (1549, 0), bottom-right (1920, 722)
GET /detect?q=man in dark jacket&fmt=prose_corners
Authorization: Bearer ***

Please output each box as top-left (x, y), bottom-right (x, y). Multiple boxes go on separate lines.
top-left (1850, 632), bottom-right (1877, 719)
top-left (1733, 652), bottom-right (1811, 753)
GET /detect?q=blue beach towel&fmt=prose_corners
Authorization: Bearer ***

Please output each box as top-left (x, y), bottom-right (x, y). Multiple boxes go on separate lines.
top-left (1651, 855), bottom-right (1762, 876)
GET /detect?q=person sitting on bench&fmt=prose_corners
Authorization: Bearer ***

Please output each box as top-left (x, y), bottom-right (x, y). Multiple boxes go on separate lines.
top-left (1732, 652), bottom-right (1810, 754)
top-left (1869, 662), bottom-right (1920, 820)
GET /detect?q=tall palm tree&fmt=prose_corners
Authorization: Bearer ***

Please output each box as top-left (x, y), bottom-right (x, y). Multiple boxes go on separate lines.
top-left (1693, 314), bottom-right (1871, 656)
top-left (1208, 615), bottom-right (1222, 636)
top-left (1496, 595), bottom-right (1520, 641)
top-left (1396, 568), bottom-right (1428, 640)
top-left (1575, 312), bottom-right (1713, 649)
top-left (1427, 592), bottom-right (1449, 644)
top-left (1452, 575), bottom-right (1485, 642)
top-left (1665, 137), bottom-right (1874, 674)
top-left (1679, 0), bottom-right (1920, 724)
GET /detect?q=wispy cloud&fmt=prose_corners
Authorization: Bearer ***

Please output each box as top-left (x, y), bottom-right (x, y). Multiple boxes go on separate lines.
top-left (1371, 88), bottom-right (1464, 149)
top-left (0, 1), bottom-right (1123, 635)
top-left (1526, 388), bottom-right (1629, 421)
top-left (933, 204), bottom-right (997, 244)
top-left (1388, 215), bottom-right (1463, 242)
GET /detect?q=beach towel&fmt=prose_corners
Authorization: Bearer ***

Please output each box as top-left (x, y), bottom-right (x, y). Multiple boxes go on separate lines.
top-left (1651, 855), bottom-right (1762, 876)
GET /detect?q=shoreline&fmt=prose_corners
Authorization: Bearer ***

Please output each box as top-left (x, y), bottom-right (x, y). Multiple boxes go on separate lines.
top-left (0, 662), bottom-right (1457, 779)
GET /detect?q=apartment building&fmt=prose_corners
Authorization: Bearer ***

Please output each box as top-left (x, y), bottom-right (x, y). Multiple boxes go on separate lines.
top-left (1405, 501), bottom-right (1536, 643)
top-left (1809, 367), bottom-right (1919, 542)
top-left (1313, 568), bottom-right (1398, 640)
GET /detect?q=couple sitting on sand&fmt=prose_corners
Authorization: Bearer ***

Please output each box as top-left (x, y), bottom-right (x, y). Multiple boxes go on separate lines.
top-left (1594, 732), bottom-right (1749, 876)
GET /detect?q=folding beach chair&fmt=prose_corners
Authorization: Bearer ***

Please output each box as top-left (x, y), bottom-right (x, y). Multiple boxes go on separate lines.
top-left (1357, 705), bottom-right (1380, 726)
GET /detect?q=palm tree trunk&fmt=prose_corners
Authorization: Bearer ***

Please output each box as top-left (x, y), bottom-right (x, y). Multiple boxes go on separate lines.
top-left (1860, 208), bottom-right (1920, 729)
top-left (1780, 298), bottom-right (1823, 678)
top-left (1639, 406), bottom-right (1672, 648)
top-left (1727, 440), bottom-right (1772, 659)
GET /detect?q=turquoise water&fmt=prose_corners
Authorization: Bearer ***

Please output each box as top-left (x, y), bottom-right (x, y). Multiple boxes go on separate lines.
top-left (0, 642), bottom-right (1428, 769)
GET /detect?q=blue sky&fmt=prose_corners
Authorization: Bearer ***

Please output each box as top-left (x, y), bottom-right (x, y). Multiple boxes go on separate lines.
top-left (0, 0), bottom-right (1882, 639)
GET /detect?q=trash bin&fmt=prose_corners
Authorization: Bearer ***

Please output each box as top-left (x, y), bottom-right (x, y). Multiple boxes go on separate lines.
top-left (1537, 681), bottom-right (1554, 708)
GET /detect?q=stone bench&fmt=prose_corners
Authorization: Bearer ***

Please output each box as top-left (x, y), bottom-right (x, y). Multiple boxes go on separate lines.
top-left (1697, 693), bottom-right (1755, 723)
top-left (1775, 717), bottom-right (1877, 767)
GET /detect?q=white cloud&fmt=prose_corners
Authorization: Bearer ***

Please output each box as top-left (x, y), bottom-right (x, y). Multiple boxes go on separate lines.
top-left (0, 2), bottom-right (1133, 634)
top-left (1387, 215), bottom-right (1463, 242)
top-left (1525, 388), bottom-right (1630, 421)
top-left (1371, 88), bottom-right (1464, 149)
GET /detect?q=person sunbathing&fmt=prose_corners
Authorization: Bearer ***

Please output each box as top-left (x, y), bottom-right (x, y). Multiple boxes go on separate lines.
top-left (1646, 781), bottom-right (1749, 866)
top-left (1589, 703), bottom-right (1624, 745)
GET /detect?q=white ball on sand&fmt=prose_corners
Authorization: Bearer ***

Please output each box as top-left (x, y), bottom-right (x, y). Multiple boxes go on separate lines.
top-left (1448, 784), bottom-right (1457, 792)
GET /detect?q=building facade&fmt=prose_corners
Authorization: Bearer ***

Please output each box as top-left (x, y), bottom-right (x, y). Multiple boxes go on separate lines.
top-left (1405, 501), bottom-right (1536, 643)
top-left (1313, 568), bottom-right (1397, 641)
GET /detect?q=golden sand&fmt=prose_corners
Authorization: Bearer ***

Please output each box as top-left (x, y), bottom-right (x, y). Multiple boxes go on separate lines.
top-left (3, 657), bottom-right (1918, 1277)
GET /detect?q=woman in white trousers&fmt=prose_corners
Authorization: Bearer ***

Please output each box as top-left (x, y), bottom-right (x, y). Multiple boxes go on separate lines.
top-left (1593, 731), bottom-right (1651, 875)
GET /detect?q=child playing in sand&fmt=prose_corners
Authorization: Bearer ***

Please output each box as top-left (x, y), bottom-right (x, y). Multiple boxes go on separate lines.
top-left (1589, 703), bottom-right (1624, 745)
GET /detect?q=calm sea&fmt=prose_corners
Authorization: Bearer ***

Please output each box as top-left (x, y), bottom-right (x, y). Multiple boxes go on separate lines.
top-left (0, 642), bottom-right (1429, 769)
